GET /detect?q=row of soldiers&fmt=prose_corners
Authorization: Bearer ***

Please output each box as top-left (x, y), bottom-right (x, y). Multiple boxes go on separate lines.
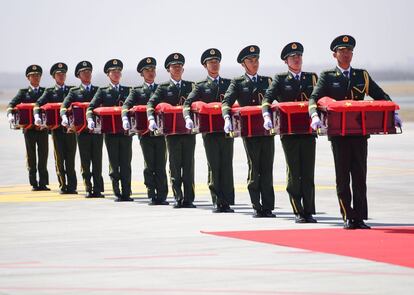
top-left (7, 35), bottom-right (401, 229)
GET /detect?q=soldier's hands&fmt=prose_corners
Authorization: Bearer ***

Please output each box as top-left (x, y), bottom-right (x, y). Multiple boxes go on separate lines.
top-left (7, 113), bottom-right (15, 124)
top-left (61, 115), bottom-right (69, 127)
top-left (148, 119), bottom-right (158, 131)
top-left (310, 115), bottom-right (323, 130)
top-left (185, 117), bottom-right (194, 130)
top-left (263, 114), bottom-right (273, 130)
top-left (394, 113), bottom-right (402, 127)
top-left (87, 118), bottom-right (95, 130)
top-left (34, 114), bottom-right (42, 126)
top-left (122, 117), bottom-right (130, 130)
top-left (224, 116), bottom-right (233, 133)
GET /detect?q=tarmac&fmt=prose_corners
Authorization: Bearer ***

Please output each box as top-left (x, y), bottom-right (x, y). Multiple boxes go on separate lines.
top-left (0, 113), bottom-right (413, 295)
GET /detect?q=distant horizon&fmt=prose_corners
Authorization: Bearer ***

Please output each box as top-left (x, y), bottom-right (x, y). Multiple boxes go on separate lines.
top-left (1, 64), bottom-right (414, 91)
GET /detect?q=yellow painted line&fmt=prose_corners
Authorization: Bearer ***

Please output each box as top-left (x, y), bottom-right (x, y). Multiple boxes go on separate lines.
top-left (0, 182), bottom-right (335, 203)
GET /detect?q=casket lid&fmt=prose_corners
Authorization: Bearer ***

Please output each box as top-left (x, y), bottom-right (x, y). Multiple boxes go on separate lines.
top-left (273, 101), bottom-right (309, 113)
top-left (130, 105), bottom-right (148, 112)
top-left (15, 103), bottom-right (36, 110)
top-left (191, 101), bottom-right (222, 115)
top-left (155, 103), bottom-right (184, 113)
top-left (71, 102), bottom-right (90, 108)
top-left (41, 102), bottom-right (62, 110)
top-left (236, 105), bottom-right (263, 115)
top-left (317, 97), bottom-right (399, 112)
top-left (93, 106), bottom-right (123, 115)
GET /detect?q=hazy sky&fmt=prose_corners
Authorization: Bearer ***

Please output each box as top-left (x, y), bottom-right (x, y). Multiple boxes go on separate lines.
top-left (1, 0), bottom-right (413, 74)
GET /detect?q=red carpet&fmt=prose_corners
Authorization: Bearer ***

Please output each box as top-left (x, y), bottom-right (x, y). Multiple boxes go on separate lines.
top-left (202, 227), bottom-right (414, 269)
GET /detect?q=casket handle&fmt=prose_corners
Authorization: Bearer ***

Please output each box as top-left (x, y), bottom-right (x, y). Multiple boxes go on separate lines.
top-left (153, 129), bottom-right (162, 136)
top-left (316, 127), bottom-right (327, 136)
top-left (226, 131), bottom-right (235, 138)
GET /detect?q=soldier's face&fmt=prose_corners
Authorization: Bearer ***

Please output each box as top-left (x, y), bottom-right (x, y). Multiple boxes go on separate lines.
top-left (54, 72), bottom-right (66, 85)
top-left (334, 48), bottom-right (353, 67)
top-left (168, 64), bottom-right (184, 80)
top-left (79, 70), bottom-right (92, 84)
top-left (285, 54), bottom-right (302, 72)
top-left (141, 67), bottom-right (156, 83)
top-left (27, 73), bottom-right (41, 87)
top-left (242, 57), bottom-right (259, 75)
top-left (108, 69), bottom-right (122, 84)
top-left (204, 59), bottom-right (220, 76)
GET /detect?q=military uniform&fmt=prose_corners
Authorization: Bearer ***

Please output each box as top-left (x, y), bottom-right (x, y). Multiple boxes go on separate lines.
top-left (262, 42), bottom-right (318, 223)
top-left (87, 59), bottom-right (133, 202)
top-left (309, 35), bottom-right (392, 229)
top-left (7, 65), bottom-right (49, 190)
top-left (183, 48), bottom-right (235, 212)
top-left (60, 61), bottom-right (104, 197)
top-left (146, 53), bottom-right (196, 208)
top-left (34, 63), bottom-right (77, 194)
top-left (122, 57), bottom-right (168, 204)
top-left (222, 45), bottom-right (275, 217)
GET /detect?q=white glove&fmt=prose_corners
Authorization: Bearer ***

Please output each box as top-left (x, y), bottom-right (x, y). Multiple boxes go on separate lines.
top-left (87, 118), bottom-right (95, 130)
top-left (263, 114), bottom-right (273, 130)
top-left (185, 117), bottom-right (194, 130)
top-left (61, 114), bottom-right (69, 127)
top-left (7, 113), bottom-right (15, 124)
top-left (310, 115), bottom-right (323, 130)
top-left (394, 113), bottom-right (402, 127)
top-left (148, 119), bottom-right (158, 131)
top-left (224, 117), bottom-right (232, 133)
top-left (122, 117), bottom-right (130, 130)
top-left (34, 114), bottom-right (42, 126)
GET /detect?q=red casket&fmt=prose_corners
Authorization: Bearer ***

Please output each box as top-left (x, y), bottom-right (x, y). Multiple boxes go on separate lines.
top-left (67, 102), bottom-right (89, 134)
top-left (93, 106), bottom-right (124, 134)
top-left (12, 103), bottom-right (36, 130)
top-left (317, 97), bottom-right (400, 136)
top-left (231, 105), bottom-right (274, 138)
top-left (272, 101), bottom-right (314, 135)
top-left (129, 105), bottom-right (149, 135)
top-left (40, 102), bottom-right (62, 130)
top-left (154, 103), bottom-right (194, 136)
top-left (191, 101), bottom-right (224, 133)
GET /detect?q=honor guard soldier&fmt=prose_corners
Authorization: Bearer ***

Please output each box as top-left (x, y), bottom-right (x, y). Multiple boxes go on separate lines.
top-left (308, 35), bottom-right (402, 229)
top-left (146, 53), bottom-right (196, 208)
top-left (183, 48), bottom-right (235, 213)
top-left (87, 59), bottom-right (133, 202)
top-left (262, 42), bottom-right (318, 223)
top-left (7, 65), bottom-right (50, 191)
top-left (122, 57), bottom-right (169, 205)
top-left (222, 45), bottom-right (275, 218)
top-left (60, 61), bottom-right (104, 198)
top-left (34, 63), bottom-right (77, 194)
